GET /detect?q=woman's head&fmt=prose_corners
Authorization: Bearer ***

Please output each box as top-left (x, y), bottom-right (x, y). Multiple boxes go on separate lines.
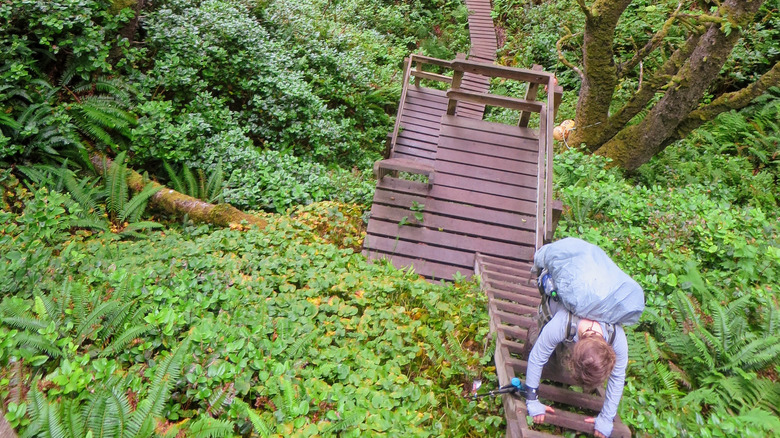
top-left (570, 333), bottom-right (616, 389)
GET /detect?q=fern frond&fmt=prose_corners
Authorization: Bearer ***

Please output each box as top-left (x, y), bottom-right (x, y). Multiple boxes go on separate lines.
top-left (205, 160), bottom-right (224, 203)
top-left (654, 361), bottom-right (680, 394)
top-left (86, 388), bottom-right (122, 438)
top-left (118, 221), bottom-right (164, 239)
top-left (71, 218), bottom-right (109, 231)
top-left (60, 399), bottom-right (85, 438)
top-left (688, 332), bottom-right (716, 372)
top-left (183, 165), bottom-right (198, 198)
top-left (63, 172), bottom-right (104, 215)
top-left (280, 377), bottom-right (296, 418)
top-left (709, 300), bottom-right (730, 352)
top-left (207, 385), bottom-right (235, 416)
top-left (288, 329), bottom-right (317, 358)
top-left (124, 340), bottom-right (189, 438)
top-left (71, 112), bottom-right (116, 147)
top-left (186, 417), bottom-right (234, 438)
top-left (119, 182), bottom-right (161, 223)
top-left (2, 315), bottom-right (48, 332)
top-left (321, 410), bottom-right (364, 434)
top-left (100, 325), bottom-right (152, 357)
top-left (104, 151), bottom-right (129, 217)
top-left (763, 300), bottom-right (780, 336)
top-left (163, 161), bottom-right (186, 194)
top-left (232, 399), bottom-right (271, 438)
top-left (736, 408), bottom-right (780, 432)
top-left (74, 300), bottom-right (120, 346)
top-left (38, 393), bottom-right (66, 438)
top-left (728, 336), bottom-right (780, 371)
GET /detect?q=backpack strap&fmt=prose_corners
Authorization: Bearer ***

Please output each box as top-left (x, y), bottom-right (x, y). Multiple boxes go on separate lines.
top-left (604, 323), bottom-right (617, 346)
top-left (565, 313), bottom-right (578, 342)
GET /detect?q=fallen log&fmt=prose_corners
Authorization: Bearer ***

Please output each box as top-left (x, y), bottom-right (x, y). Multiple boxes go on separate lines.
top-left (90, 154), bottom-right (267, 229)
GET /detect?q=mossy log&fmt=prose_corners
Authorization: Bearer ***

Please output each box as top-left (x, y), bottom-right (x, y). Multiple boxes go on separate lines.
top-left (90, 154), bottom-right (267, 229)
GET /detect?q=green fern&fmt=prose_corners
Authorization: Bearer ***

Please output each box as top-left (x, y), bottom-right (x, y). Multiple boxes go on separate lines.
top-left (104, 151), bottom-right (129, 219)
top-left (163, 161), bottom-right (186, 194)
top-left (163, 160), bottom-right (225, 202)
top-left (24, 388), bottom-right (66, 438)
top-left (117, 221), bottom-right (164, 239)
top-left (183, 165), bottom-right (198, 199)
top-left (232, 399), bottom-right (271, 438)
top-left (204, 160), bottom-right (224, 203)
top-left (99, 325), bottom-right (152, 358)
top-left (119, 182), bottom-right (161, 223)
top-left (186, 417), bottom-right (234, 438)
top-left (123, 339), bottom-right (190, 438)
top-left (320, 410), bottom-right (365, 435)
top-left (61, 399), bottom-right (85, 438)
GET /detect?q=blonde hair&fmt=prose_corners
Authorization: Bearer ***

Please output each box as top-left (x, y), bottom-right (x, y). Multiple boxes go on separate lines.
top-left (570, 334), bottom-right (616, 389)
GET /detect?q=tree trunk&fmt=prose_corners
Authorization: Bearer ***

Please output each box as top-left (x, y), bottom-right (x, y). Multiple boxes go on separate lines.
top-left (568, 0), bottom-right (633, 149)
top-left (90, 154), bottom-right (268, 229)
top-left (594, 0), bottom-right (766, 170)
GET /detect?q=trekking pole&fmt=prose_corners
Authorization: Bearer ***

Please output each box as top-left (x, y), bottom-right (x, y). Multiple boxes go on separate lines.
top-left (470, 377), bottom-right (527, 400)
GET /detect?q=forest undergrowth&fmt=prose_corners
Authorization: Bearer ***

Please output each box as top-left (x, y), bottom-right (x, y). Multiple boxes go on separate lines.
top-left (2, 0), bottom-right (779, 437)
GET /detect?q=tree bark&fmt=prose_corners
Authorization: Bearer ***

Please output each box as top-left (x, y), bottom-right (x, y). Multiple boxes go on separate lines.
top-left (668, 60), bottom-right (780, 144)
top-left (593, 0), bottom-right (766, 170)
top-left (90, 154), bottom-right (268, 229)
top-left (568, 0), bottom-right (634, 149)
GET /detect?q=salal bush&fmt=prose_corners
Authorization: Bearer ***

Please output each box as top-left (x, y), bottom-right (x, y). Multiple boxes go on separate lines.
top-left (136, 0), bottom-right (393, 165)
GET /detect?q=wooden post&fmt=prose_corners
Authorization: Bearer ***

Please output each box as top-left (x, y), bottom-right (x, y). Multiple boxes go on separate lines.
top-left (446, 53), bottom-right (467, 116)
top-left (518, 65), bottom-right (544, 127)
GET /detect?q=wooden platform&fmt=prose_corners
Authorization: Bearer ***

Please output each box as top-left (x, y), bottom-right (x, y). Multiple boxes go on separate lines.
top-left (365, 115), bottom-right (540, 281)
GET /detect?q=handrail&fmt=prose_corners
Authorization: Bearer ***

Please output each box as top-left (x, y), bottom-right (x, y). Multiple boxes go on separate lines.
top-left (451, 59), bottom-right (554, 84)
top-left (541, 75), bottom-right (556, 249)
top-left (389, 57), bottom-right (413, 153)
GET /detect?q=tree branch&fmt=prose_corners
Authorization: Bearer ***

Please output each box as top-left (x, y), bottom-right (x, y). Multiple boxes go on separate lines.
top-left (594, 32), bottom-right (702, 146)
top-left (575, 0), bottom-right (592, 20)
top-left (618, 2), bottom-right (684, 78)
top-left (556, 28), bottom-right (584, 80)
top-left (669, 60), bottom-right (780, 143)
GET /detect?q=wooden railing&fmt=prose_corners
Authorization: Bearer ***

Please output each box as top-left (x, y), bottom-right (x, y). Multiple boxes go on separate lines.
top-left (390, 54), bottom-right (562, 250)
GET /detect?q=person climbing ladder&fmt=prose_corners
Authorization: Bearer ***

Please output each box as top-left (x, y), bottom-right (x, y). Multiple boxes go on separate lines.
top-left (523, 237), bottom-right (645, 438)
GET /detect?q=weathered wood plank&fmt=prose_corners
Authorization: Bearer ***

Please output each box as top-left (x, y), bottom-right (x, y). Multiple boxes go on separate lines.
top-left (363, 234), bottom-right (475, 268)
top-left (369, 204), bottom-right (535, 244)
top-left (373, 182), bottom-right (537, 231)
top-left (432, 173), bottom-right (536, 201)
top-left (367, 219), bottom-right (535, 261)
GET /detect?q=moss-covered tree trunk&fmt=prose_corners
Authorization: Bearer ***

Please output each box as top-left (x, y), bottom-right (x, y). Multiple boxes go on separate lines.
top-left (568, 0), bottom-right (633, 148)
top-left (565, 0), bottom-right (773, 171)
top-left (90, 154), bottom-right (267, 228)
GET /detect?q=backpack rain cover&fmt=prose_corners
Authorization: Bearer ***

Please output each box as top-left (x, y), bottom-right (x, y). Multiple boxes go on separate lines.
top-left (533, 237), bottom-right (645, 325)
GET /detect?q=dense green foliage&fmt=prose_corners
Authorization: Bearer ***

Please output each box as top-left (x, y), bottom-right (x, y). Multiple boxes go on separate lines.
top-left (0, 191), bottom-right (502, 437)
top-left (2, 0), bottom-right (779, 437)
top-left (550, 93), bottom-right (780, 436)
top-left (2, 0), bottom-right (469, 212)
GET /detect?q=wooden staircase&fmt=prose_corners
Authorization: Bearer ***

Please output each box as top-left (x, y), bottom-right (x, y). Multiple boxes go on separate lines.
top-left (362, 1), bottom-right (633, 436)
